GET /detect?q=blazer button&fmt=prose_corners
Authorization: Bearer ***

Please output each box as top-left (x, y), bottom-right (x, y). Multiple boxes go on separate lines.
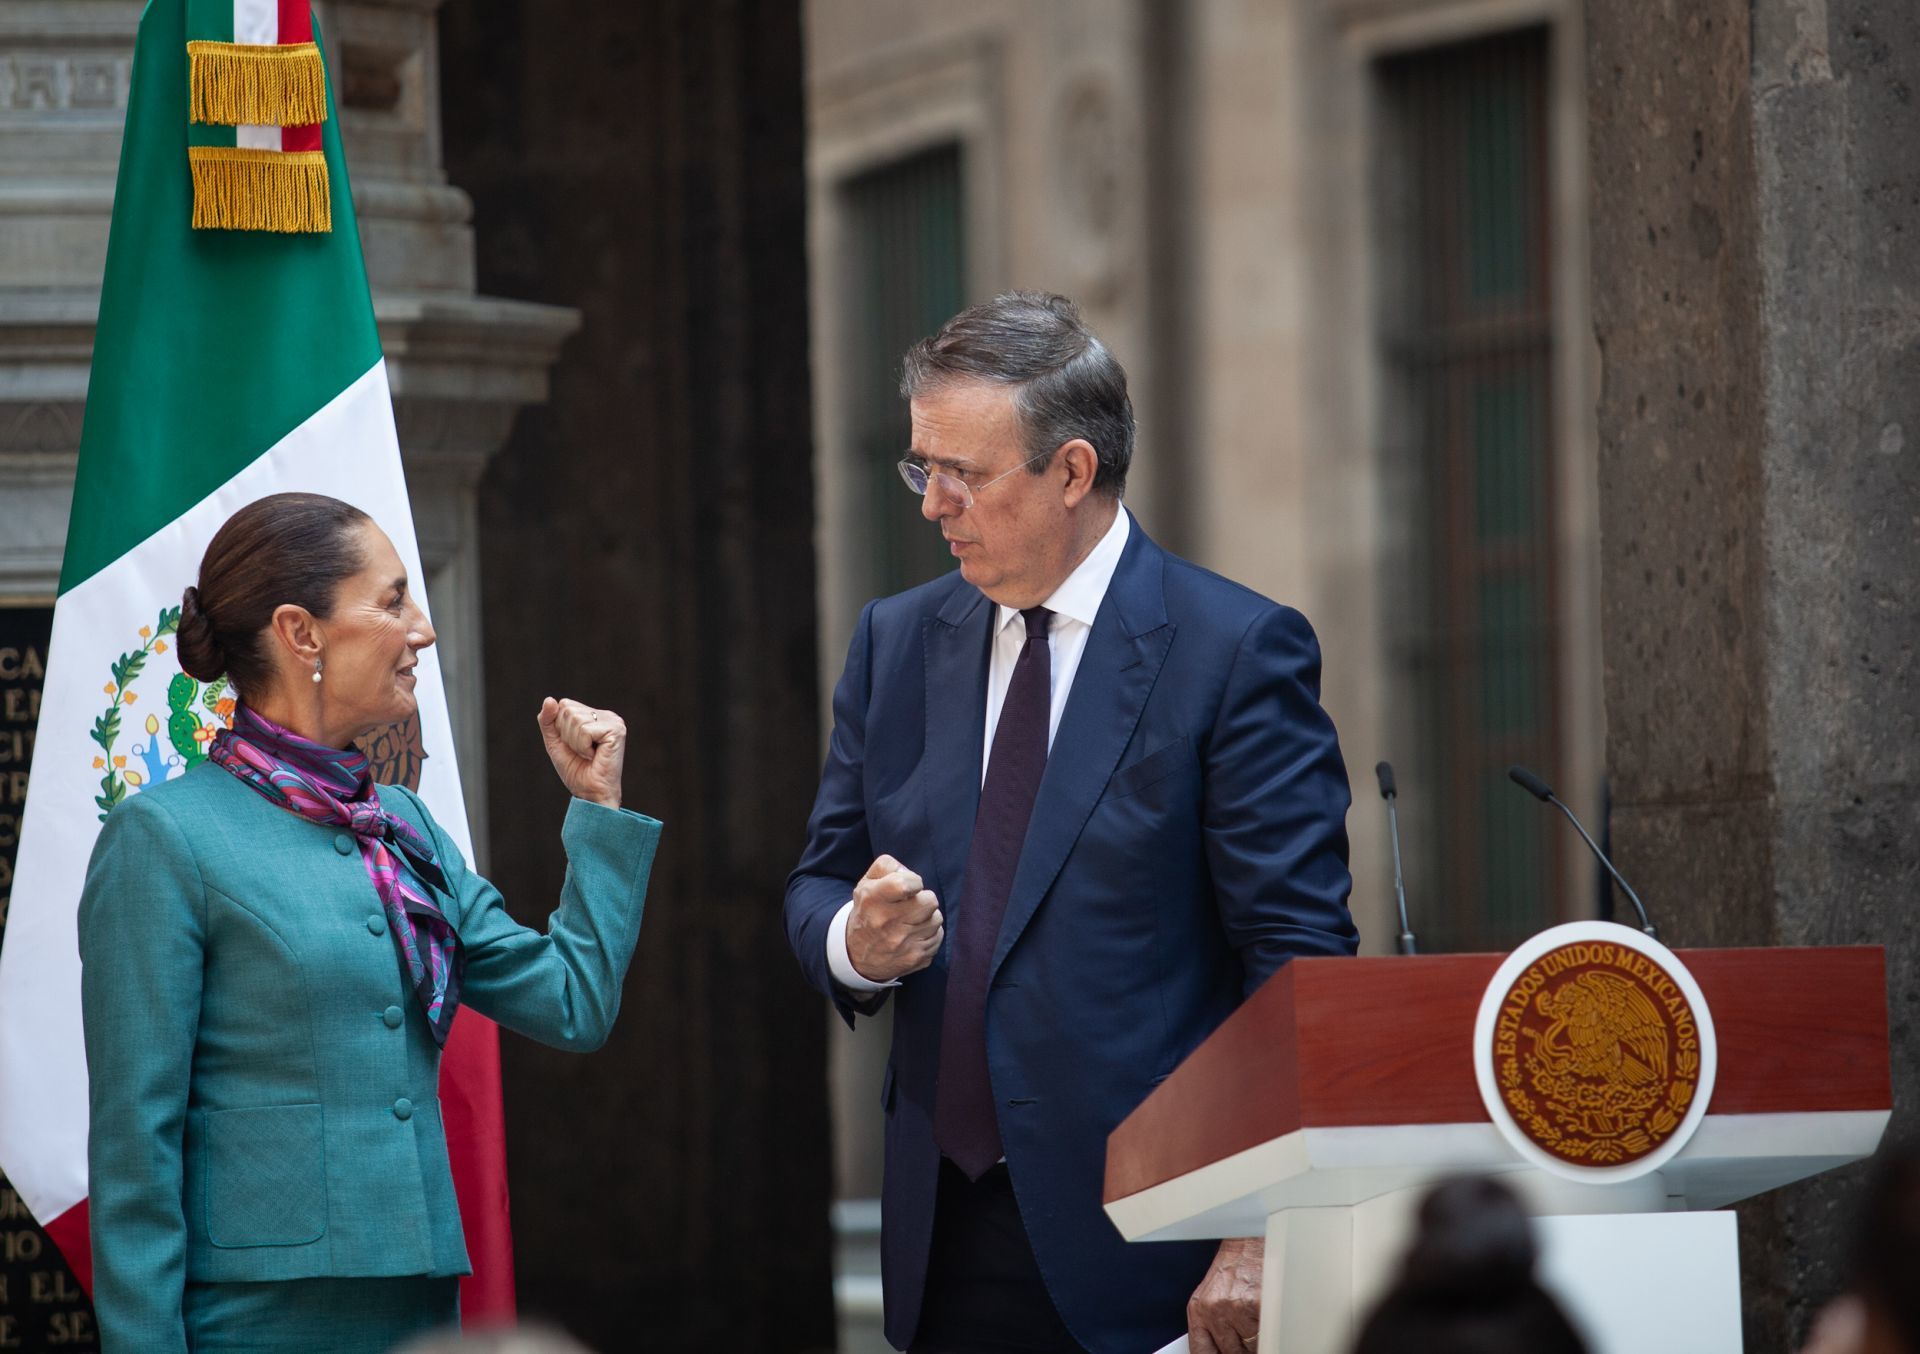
top-left (392, 1098), bottom-right (414, 1121)
top-left (334, 833), bottom-right (355, 855)
top-left (367, 914), bottom-right (387, 936)
top-left (383, 1005), bottom-right (404, 1029)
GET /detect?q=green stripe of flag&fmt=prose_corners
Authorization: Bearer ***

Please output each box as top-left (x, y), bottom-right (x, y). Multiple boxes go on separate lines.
top-left (186, 0), bottom-right (235, 44)
top-left (186, 122), bottom-right (239, 149)
top-left (64, 0), bottom-right (380, 595)
top-left (185, 0), bottom-right (236, 150)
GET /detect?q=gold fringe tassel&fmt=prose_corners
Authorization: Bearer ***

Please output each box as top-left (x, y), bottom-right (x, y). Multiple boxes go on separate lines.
top-left (189, 147), bottom-right (332, 234)
top-left (187, 41), bottom-right (329, 127)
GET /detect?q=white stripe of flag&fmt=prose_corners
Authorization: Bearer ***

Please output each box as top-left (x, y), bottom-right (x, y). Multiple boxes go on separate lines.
top-left (232, 0), bottom-right (277, 46)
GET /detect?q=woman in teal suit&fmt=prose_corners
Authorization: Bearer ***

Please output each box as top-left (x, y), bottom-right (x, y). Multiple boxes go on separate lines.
top-left (78, 492), bottom-right (661, 1354)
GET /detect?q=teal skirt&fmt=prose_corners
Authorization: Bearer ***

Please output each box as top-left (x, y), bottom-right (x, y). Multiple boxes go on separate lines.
top-left (183, 1275), bottom-right (460, 1353)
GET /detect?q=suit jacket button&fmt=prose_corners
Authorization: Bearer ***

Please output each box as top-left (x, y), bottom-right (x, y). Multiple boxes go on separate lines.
top-left (367, 914), bottom-right (387, 936)
top-left (383, 1006), bottom-right (405, 1029)
top-left (334, 833), bottom-right (355, 855)
top-left (393, 1098), bottom-right (414, 1121)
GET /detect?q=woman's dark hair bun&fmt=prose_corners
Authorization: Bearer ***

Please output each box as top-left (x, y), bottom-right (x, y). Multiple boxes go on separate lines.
top-left (175, 583), bottom-right (227, 682)
top-left (179, 494), bottom-right (372, 695)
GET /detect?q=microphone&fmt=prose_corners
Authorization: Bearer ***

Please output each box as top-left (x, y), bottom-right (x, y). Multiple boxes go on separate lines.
top-left (1375, 761), bottom-right (1417, 955)
top-left (1506, 765), bottom-right (1657, 938)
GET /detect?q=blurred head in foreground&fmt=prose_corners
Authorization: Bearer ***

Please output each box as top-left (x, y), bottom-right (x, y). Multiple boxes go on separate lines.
top-left (393, 1323), bottom-right (597, 1354)
top-left (1352, 1174), bottom-right (1588, 1354)
top-left (1802, 1140), bottom-right (1920, 1354)
top-left (1853, 1141), bottom-right (1920, 1351)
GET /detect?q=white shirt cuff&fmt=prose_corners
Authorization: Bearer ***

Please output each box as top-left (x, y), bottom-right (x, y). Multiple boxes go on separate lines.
top-left (827, 898), bottom-right (900, 993)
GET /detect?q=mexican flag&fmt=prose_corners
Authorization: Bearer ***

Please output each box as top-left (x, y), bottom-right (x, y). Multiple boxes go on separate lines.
top-left (0, 0), bottom-right (515, 1322)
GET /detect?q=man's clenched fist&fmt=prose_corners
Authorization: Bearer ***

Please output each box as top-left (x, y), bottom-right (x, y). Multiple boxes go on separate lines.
top-left (847, 854), bottom-right (945, 983)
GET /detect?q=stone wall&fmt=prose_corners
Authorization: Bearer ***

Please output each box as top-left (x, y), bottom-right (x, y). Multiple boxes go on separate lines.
top-left (1588, 0), bottom-right (1920, 1346)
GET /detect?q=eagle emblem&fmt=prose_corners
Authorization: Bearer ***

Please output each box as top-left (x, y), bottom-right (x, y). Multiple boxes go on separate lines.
top-left (1534, 970), bottom-right (1670, 1090)
top-left (1487, 936), bottom-right (1706, 1168)
top-left (87, 607), bottom-right (236, 821)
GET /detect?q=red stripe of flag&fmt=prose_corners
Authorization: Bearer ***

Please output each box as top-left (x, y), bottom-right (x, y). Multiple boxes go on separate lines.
top-left (442, 1016), bottom-right (518, 1323)
top-left (45, 1200), bottom-right (92, 1296)
top-left (279, 0), bottom-right (320, 152)
top-left (277, 0), bottom-right (311, 44)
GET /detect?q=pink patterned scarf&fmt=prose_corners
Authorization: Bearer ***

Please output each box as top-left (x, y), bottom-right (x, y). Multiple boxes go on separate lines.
top-left (209, 705), bottom-right (462, 1044)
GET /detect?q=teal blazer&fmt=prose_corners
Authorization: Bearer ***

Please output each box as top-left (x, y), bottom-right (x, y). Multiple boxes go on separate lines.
top-left (77, 760), bottom-right (661, 1353)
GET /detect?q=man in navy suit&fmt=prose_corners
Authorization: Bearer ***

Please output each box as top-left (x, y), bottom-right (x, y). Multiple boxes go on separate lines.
top-left (786, 292), bottom-right (1357, 1354)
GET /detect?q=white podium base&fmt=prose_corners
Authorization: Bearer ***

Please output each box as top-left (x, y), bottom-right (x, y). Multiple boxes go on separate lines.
top-left (1537, 1212), bottom-right (1742, 1354)
top-left (1257, 1197), bottom-right (1743, 1354)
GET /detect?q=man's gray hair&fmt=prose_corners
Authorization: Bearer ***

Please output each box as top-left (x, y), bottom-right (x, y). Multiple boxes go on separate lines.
top-left (899, 291), bottom-right (1134, 497)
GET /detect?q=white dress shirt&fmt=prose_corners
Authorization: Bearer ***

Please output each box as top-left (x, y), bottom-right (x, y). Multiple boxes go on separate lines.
top-left (828, 509), bottom-right (1132, 992)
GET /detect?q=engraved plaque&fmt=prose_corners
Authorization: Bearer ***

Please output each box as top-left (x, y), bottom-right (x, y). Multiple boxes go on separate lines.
top-left (0, 605), bottom-right (99, 1352)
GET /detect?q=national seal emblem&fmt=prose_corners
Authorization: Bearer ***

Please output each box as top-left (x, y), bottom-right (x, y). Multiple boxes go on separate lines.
top-left (1473, 921), bottom-right (1718, 1181)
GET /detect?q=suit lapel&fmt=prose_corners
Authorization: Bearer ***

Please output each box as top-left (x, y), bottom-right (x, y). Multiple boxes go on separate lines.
top-left (922, 585), bottom-right (993, 906)
top-left (990, 522), bottom-right (1173, 980)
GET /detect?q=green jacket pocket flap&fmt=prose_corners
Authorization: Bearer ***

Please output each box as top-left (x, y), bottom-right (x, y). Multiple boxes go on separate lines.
top-left (205, 1103), bottom-right (328, 1248)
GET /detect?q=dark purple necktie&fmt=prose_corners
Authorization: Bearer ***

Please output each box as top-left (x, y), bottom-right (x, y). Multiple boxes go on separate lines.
top-left (935, 605), bottom-right (1053, 1179)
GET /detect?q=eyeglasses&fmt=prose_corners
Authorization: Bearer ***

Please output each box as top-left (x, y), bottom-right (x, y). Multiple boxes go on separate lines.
top-left (896, 448), bottom-right (1057, 511)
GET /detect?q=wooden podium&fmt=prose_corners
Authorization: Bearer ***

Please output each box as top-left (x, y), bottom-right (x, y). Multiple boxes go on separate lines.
top-left (1104, 945), bottom-right (1890, 1354)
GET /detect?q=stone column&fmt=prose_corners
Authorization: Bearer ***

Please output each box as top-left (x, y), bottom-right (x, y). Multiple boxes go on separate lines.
top-left (0, 1), bottom-right (132, 604)
top-left (1588, 1), bottom-right (1919, 1348)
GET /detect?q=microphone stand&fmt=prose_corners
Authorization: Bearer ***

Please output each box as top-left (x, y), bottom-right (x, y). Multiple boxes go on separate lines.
top-left (1546, 794), bottom-right (1657, 940)
top-left (1507, 765), bottom-right (1657, 940)
top-left (1376, 762), bottom-right (1417, 955)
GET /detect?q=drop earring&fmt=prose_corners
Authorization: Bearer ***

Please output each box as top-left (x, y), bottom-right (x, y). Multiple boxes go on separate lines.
top-left (312, 660), bottom-right (323, 685)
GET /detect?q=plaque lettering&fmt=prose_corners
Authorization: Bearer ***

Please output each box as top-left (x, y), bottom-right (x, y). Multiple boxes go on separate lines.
top-left (50, 1310), bottom-right (96, 1345)
top-left (0, 607), bottom-right (96, 1350)
top-left (0, 650), bottom-right (42, 681)
top-left (29, 1270), bottom-right (82, 1304)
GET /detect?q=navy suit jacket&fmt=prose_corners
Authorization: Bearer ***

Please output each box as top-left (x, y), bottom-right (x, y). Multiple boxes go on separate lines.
top-left (785, 515), bottom-right (1357, 1353)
